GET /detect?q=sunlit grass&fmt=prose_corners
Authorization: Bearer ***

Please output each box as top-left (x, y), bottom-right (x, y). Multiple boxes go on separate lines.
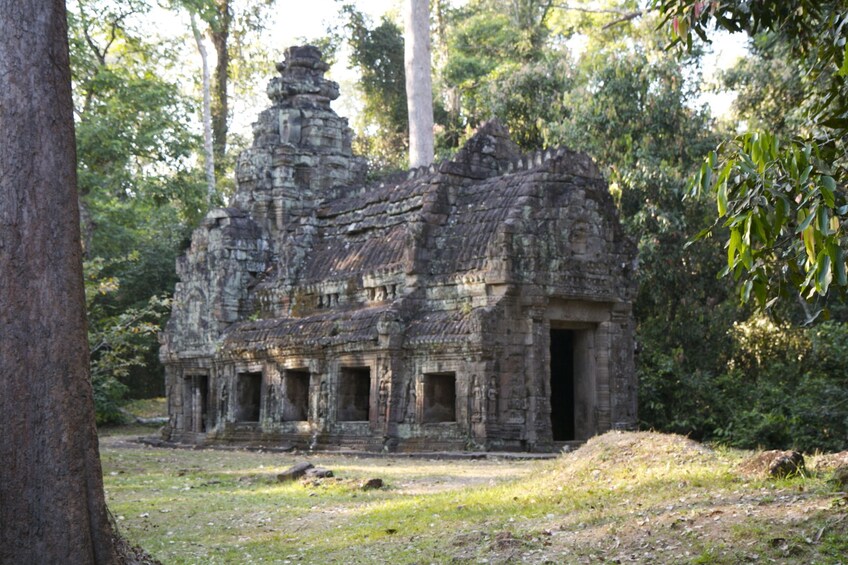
top-left (100, 431), bottom-right (848, 564)
top-left (122, 397), bottom-right (167, 418)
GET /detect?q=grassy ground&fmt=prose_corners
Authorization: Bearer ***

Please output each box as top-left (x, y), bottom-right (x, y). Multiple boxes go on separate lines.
top-left (100, 430), bottom-right (848, 564)
top-left (122, 397), bottom-right (168, 419)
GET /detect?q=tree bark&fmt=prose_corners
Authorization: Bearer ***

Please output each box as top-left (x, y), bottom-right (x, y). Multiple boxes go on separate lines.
top-left (191, 11), bottom-right (217, 204)
top-left (404, 0), bottom-right (435, 168)
top-left (210, 0), bottom-right (231, 177)
top-left (0, 1), bottom-right (118, 563)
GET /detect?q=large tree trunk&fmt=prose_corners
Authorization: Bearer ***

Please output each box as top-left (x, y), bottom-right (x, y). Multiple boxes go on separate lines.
top-left (0, 1), bottom-right (118, 563)
top-left (191, 11), bottom-right (217, 204)
top-left (404, 0), bottom-right (435, 168)
top-left (210, 0), bottom-right (231, 177)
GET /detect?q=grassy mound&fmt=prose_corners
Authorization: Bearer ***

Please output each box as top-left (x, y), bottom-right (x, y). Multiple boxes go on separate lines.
top-left (558, 431), bottom-right (719, 474)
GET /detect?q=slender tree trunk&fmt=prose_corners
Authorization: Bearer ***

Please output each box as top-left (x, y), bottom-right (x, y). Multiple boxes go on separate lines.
top-left (210, 0), bottom-right (231, 177)
top-left (191, 12), bottom-right (217, 204)
top-left (404, 0), bottom-right (435, 168)
top-left (0, 1), bottom-right (118, 563)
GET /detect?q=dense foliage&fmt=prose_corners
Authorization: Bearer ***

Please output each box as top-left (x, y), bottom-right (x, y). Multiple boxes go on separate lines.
top-left (68, 0), bottom-right (276, 420)
top-left (84, 257), bottom-right (171, 424)
top-left (657, 0), bottom-right (848, 311)
top-left (338, 5), bottom-right (409, 171)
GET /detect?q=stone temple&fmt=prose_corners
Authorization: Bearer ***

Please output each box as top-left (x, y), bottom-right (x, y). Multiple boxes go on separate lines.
top-left (160, 45), bottom-right (638, 452)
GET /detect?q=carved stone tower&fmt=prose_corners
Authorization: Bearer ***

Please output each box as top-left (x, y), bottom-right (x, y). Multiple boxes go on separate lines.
top-left (233, 45), bottom-right (366, 252)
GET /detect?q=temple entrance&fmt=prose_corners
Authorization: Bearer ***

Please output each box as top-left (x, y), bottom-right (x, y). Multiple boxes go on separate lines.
top-left (550, 326), bottom-right (596, 442)
top-left (550, 330), bottom-right (575, 441)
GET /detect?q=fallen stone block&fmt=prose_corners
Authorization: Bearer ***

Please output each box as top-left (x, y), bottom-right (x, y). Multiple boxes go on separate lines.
top-left (276, 462), bottom-right (314, 482)
top-left (361, 478), bottom-right (383, 490)
top-left (305, 466), bottom-right (333, 479)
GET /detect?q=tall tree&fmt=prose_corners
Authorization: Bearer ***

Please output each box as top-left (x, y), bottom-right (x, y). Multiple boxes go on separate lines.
top-left (404, 0), bottom-right (435, 167)
top-left (209, 0), bottom-right (231, 175)
top-left (0, 0), bottom-right (119, 562)
top-left (191, 11), bottom-right (217, 202)
top-left (69, 0), bottom-right (205, 408)
top-left (182, 0), bottom-right (276, 182)
top-left (436, 0), bottom-right (556, 149)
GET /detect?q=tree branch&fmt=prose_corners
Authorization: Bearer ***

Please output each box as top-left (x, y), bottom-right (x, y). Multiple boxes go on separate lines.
top-left (554, 4), bottom-right (643, 28)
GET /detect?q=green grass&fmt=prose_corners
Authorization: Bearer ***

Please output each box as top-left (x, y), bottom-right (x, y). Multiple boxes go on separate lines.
top-left (122, 397), bottom-right (167, 419)
top-left (100, 431), bottom-right (848, 564)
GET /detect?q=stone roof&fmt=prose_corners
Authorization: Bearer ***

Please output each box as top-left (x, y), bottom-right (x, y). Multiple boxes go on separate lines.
top-left (265, 120), bottom-right (618, 289)
top-left (222, 306), bottom-right (389, 352)
top-left (162, 46), bottom-right (635, 361)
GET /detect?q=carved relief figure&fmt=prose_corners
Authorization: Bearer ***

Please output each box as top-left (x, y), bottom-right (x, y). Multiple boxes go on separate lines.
top-left (405, 378), bottom-right (417, 423)
top-left (318, 379), bottom-right (328, 420)
top-left (471, 375), bottom-right (484, 423)
top-left (486, 376), bottom-right (498, 423)
top-left (219, 382), bottom-right (229, 420)
top-left (267, 382), bottom-right (277, 423)
top-left (377, 365), bottom-right (390, 423)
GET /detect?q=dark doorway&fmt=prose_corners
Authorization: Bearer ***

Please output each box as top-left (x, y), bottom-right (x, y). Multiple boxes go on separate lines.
top-left (284, 369), bottom-right (310, 421)
top-left (550, 330), bottom-right (575, 441)
top-left (338, 367), bottom-right (371, 421)
top-left (423, 372), bottom-right (456, 423)
top-left (237, 372), bottom-right (262, 422)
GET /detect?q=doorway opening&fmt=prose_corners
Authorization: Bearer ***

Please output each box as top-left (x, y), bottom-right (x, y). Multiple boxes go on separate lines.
top-left (284, 369), bottom-right (310, 421)
top-left (236, 371), bottom-right (262, 422)
top-left (550, 329), bottom-right (575, 441)
top-left (338, 367), bottom-right (371, 421)
top-left (422, 372), bottom-right (456, 423)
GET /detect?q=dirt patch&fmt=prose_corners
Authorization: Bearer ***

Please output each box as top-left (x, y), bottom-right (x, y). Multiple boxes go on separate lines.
top-left (737, 450), bottom-right (807, 478)
top-left (812, 451), bottom-right (848, 472)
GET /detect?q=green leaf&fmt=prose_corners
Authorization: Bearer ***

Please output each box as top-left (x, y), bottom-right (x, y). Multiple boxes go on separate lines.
top-left (741, 279), bottom-right (753, 302)
top-left (830, 243), bottom-right (847, 286)
top-left (799, 165), bottom-right (812, 185)
top-left (820, 176), bottom-right (836, 207)
top-left (728, 229), bottom-right (742, 266)
top-left (797, 208), bottom-right (817, 233)
top-left (717, 181), bottom-right (728, 216)
top-left (752, 212), bottom-right (768, 244)
top-left (818, 207), bottom-right (830, 235)
top-left (821, 175), bottom-right (837, 191)
top-left (840, 43), bottom-right (848, 77)
top-left (775, 196), bottom-right (787, 224)
top-left (741, 245), bottom-right (753, 270)
top-left (753, 279), bottom-right (767, 306)
top-left (817, 251), bottom-right (832, 294)
top-left (699, 161), bottom-right (712, 194)
top-left (803, 225), bottom-right (816, 264)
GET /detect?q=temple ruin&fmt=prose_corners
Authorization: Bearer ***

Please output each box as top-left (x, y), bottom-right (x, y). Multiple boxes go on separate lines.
top-left (159, 45), bottom-right (638, 452)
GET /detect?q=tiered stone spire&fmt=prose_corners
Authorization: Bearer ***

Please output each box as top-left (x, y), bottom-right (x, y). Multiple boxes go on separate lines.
top-left (233, 46), bottom-right (366, 247)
